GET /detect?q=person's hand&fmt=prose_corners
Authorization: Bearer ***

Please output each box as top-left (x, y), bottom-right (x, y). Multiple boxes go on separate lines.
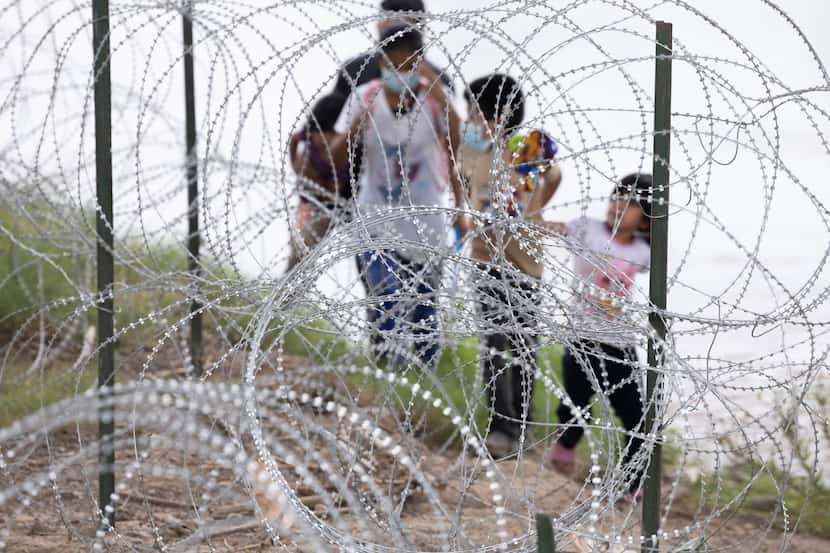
top-left (543, 221), bottom-right (566, 235)
top-left (453, 213), bottom-right (472, 239)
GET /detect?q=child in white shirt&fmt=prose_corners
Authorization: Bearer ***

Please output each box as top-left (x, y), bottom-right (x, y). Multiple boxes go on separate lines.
top-left (546, 173), bottom-right (653, 502)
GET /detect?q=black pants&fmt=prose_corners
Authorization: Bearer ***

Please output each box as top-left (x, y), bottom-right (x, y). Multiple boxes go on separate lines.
top-left (556, 340), bottom-right (644, 489)
top-left (477, 266), bottom-right (538, 439)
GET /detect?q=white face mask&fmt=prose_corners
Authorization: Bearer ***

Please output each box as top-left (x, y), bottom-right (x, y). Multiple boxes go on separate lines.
top-left (381, 66), bottom-right (420, 94)
top-left (461, 123), bottom-right (493, 152)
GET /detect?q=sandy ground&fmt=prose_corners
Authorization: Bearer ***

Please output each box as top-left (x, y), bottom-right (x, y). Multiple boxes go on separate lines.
top-left (2, 419), bottom-right (827, 553)
top-left (1, 341), bottom-right (826, 552)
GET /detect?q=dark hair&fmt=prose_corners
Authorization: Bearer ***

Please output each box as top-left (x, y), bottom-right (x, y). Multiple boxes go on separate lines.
top-left (379, 24), bottom-right (424, 53)
top-left (305, 92), bottom-right (347, 134)
top-left (380, 0), bottom-right (425, 12)
top-left (614, 172), bottom-right (654, 241)
top-left (464, 74), bottom-right (525, 132)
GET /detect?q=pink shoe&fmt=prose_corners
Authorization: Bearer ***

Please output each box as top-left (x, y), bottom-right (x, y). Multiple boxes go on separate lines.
top-left (546, 443), bottom-right (576, 476)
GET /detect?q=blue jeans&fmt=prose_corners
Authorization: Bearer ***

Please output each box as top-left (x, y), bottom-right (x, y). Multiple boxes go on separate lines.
top-left (356, 250), bottom-right (441, 369)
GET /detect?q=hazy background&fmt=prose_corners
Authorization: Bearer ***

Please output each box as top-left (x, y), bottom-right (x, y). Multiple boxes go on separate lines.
top-left (3, 0), bottom-right (829, 463)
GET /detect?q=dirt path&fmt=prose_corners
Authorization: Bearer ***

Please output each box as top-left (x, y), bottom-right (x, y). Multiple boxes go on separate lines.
top-left (1, 345), bottom-right (826, 552)
top-left (3, 420), bottom-right (827, 552)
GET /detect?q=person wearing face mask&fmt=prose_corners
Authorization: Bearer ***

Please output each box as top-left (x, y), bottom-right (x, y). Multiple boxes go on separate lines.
top-left (285, 92), bottom-right (351, 272)
top-left (334, 0), bottom-right (453, 100)
top-left (330, 0), bottom-right (454, 206)
top-left (460, 74), bottom-right (562, 458)
top-left (330, 26), bottom-right (467, 371)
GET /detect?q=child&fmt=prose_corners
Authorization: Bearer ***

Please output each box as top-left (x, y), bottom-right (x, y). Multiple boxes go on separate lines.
top-left (545, 173), bottom-right (653, 501)
top-left (285, 92), bottom-right (350, 271)
top-left (330, 25), bottom-right (466, 369)
top-left (461, 74), bottom-right (561, 457)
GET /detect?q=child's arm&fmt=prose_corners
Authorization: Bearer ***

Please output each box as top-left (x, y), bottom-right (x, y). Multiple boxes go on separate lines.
top-left (329, 91), bottom-right (368, 169)
top-left (419, 62), bottom-right (471, 237)
top-left (450, 168), bottom-right (471, 237)
top-left (535, 165), bottom-right (563, 207)
top-left (447, 102), bottom-right (471, 237)
top-left (525, 164), bottom-right (562, 222)
top-left (329, 113), bottom-right (366, 170)
top-left (543, 221), bottom-right (566, 235)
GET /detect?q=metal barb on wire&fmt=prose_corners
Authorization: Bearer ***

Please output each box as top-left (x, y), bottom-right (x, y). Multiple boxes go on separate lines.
top-left (0, 3), bottom-right (828, 552)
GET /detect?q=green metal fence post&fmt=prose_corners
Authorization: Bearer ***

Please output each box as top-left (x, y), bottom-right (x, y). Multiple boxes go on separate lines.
top-left (643, 20), bottom-right (673, 553)
top-left (536, 512), bottom-right (555, 552)
top-left (92, 0), bottom-right (115, 529)
top-left (182, 0), bottom-right (202, 376)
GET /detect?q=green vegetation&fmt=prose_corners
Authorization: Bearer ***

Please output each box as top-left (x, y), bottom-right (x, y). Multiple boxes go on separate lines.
top-left (340, 339), bottom-right (569, 446)
top-left (0, 361), bottom-right (96, 426)
top-left (2, 205), bottom-right (828, 540)
top-left (0, 202), bottom-right (214, 423)
top-left (341, 339), bottom-right (830, 540)
top-left (670, 374), bottom-right (830, 539)
top-left (0, 204), bottom-right (82, 335)
top-left (675, 458), bottom-right (830, 539)
top-left (0, 203), bottom-right (200, 339)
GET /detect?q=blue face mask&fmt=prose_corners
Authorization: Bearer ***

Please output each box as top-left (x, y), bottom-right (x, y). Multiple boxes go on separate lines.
top-left (462, 123), bottom-right (492, 152)
top-left (381, 67), bottom-right (419, 94)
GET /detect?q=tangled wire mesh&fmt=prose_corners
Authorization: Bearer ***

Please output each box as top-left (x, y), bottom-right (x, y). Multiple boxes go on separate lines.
top-left (1, 0), bottom-right (829, 551)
